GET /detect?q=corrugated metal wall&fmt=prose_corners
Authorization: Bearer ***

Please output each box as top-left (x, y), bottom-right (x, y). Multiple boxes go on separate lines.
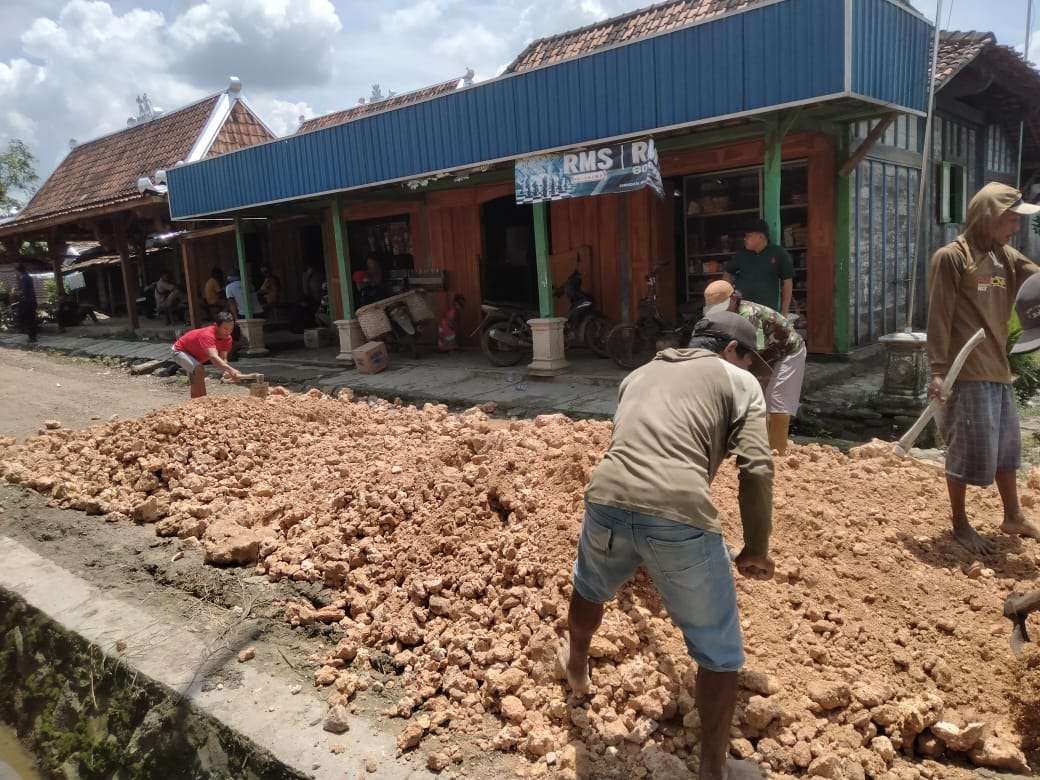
top-left (850, 159), bottom-right (919, 346)
top-left (852, 0), bottom-right (931, 111)
top-left (168, 0), bottom-right (869, 219)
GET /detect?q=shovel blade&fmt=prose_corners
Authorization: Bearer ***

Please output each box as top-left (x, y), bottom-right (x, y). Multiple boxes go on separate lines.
top-left (1010, 624), bottom-right (1029, 657)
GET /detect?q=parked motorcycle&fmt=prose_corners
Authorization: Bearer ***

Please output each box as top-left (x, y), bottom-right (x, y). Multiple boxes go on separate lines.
top-left (474, 303), bottom-right (533, 367)
top-left (606, 261), bottom-right (700, 370)
top-left (556, 268), bottom-right (611, 358)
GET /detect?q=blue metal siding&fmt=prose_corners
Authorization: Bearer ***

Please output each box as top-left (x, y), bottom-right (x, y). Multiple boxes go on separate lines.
top-left (852, 0), bottom-right (930, 111)
top-left (168, 0), bottom-right (926, 219)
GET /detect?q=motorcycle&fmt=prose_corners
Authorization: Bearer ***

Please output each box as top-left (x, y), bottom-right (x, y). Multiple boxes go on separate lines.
top-left (474, 303), bottom-right (533, 367)
top-left (606, 260), bottom-right (700, 370)
top-left (556, 268), bottom-right (611, 358)
top-left (475, 273), bottom-right (612, 366)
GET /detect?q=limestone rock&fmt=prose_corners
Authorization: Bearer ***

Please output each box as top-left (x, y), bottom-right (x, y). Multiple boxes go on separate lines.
top-left (931, 720), bottom-right (988, 753)
top-left (202, 519), bottom-right (260, 565)
top-left (323, 703), bottom-right (351, 734)
top-left (968, 736), bottom-right (1030, 774)
top-left (807, 680), bottom-right (851, 711)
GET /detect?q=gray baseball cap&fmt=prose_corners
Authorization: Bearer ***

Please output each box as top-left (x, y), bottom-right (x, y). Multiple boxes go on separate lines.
top-left (693, 310), bottom-right (772, 378)
top-left (1012, 273), bottom-right (1040, 354)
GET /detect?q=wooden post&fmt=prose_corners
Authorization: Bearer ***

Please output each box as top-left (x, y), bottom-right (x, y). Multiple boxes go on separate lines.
top-left (48, 229), bottom-right (65, 300)
top-left (113, 219), bottom-right (139, 329)
top-left (181, 240), bottom-right (200, 328)
top-left (617, 197), bottom-right (631, 323)
top-left (834, 132), bottom-right (852, 354)
top-left (763, 121), bottom-right (783, 247)
top-left (233, 217), bottom-right (253, 319)
top-left (533, 201), bottom-right (552, 319)
top-left (330, 194), bottom-right (356, 319)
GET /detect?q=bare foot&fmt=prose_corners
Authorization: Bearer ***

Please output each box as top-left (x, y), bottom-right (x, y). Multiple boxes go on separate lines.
top-left (1000, 513), bottom-right (1040, 540)
top-left (952, 519), bottom-right (994, 555)
top-left (556, 639), bottom-right (591, 695)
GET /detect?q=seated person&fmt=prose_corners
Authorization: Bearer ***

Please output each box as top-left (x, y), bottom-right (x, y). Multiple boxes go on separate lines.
top-left (203, 267), bottom-right (225, 320)
top-left (259, 265), bottom-right (281, 308)
top-left (155, 273), bottom-right (183, 325)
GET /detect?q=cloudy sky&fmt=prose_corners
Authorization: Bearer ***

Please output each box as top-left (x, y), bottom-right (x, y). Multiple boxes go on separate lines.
top-left (0, 0), bottom-right (1035, 187)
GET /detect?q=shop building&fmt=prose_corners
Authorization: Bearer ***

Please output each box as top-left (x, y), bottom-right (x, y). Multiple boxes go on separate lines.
top-left (165, 0), bottom-right (932, 366)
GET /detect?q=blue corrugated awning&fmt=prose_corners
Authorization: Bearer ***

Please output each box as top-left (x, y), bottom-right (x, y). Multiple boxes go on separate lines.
top-left (167, 0), bottom-right (931, 220)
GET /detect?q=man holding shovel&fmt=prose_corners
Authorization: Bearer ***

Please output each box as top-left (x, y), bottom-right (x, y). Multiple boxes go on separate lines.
top-left (559, 311), bottom-right (775, 780)
top-left (927, 182), bottom-right (1040, 554)
top-left (171, 312), bottom-right (242, 399)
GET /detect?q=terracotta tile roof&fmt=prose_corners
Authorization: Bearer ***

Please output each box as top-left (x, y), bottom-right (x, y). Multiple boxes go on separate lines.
top-left (207, 101), bottom-right (274, 158)
top-left (10, 94), bottom-right (221, 229)
top-left (506, 0), bottom-right (770, 73)
top-left (507, 0), bottom-right (917, 73)
top-left (935, 31), bottom-right (996, 88)
top-left (297, 77), bottom-right (463, 134)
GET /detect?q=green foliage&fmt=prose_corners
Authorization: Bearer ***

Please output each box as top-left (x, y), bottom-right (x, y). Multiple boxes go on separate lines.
top-left (0, 139), bottom-right (38, 214)
top-left (1008, 310), bottom-right (1040, 402)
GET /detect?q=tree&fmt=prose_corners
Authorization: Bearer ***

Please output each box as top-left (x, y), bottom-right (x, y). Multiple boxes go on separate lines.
top-left (0, 139), bottom-right (39, 215)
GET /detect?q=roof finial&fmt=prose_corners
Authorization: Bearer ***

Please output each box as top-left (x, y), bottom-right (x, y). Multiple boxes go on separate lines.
top-left (228, 76), bottom-right (242, 95)
top-left (463, 68), bottom-right (475, 86)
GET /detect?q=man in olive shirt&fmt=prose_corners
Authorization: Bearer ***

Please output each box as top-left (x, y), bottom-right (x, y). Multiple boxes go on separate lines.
top-left (559, 311), bottom-right (775, 780)
top-left (724, 219), bottom-right (794, 315)
top-left (927, 182), bottom-right (1040, 554)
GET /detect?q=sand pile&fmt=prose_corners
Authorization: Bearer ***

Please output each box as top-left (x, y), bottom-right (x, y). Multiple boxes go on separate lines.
top-left (2, 392), bottom-right (1039, 779)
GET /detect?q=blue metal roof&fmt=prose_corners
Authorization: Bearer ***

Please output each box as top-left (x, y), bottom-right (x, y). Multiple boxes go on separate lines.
top-left (168, 0), bottom-right (931, 220)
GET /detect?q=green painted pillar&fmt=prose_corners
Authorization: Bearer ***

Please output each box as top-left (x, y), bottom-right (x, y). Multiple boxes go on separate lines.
top-left (762, 122), bottom-right (782, 246)
top-left (331, 194), bottom-right (355, 319)
top-left (834, 135), bottom-right (852, 354)
top-left (533, 201), bottom-right (552, 319)
top-left (233, 217), bottom-right (253, 319)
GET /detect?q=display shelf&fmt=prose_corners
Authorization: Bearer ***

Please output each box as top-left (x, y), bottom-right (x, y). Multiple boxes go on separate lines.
top-left (686, 208), bottom-right (759, 218)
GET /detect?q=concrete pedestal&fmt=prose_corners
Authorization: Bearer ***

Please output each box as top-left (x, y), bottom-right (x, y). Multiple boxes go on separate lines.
top-left (878, 331), bottom-right (928, 403)
top-left (527, 317), bottom-right (568, 377)
top-left (334, 319), bottom-right (366, 364)
top-left (237, 318), bottom-right (268, 357)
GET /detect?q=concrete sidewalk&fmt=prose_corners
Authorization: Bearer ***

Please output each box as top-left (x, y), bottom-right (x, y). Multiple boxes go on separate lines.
top-left (0, 329), bottom-right (882, 420)
top-left (0, 332), bottom-right (622, 418)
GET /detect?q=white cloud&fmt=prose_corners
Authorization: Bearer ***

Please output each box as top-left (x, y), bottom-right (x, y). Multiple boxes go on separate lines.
top-left (0, 0), bottom-right (651, 188)
top-left (384, 0), bottom-right (445, 31)
top-left (250, 96), bottom-right (314, 136)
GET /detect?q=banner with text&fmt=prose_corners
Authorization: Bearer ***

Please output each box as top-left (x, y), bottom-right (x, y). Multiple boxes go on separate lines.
top-left (515, 138), bottom-right (663, 204)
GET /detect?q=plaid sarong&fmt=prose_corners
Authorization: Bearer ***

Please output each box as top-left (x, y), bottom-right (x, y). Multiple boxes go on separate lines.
top-left (942, 381), bottom-right (1021, 486)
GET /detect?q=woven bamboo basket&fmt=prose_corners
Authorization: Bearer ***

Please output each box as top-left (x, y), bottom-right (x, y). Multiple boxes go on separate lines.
top-left (357, 307), bottom-right (392, 339)
top-left (404, 290), bottom-right (435, 322)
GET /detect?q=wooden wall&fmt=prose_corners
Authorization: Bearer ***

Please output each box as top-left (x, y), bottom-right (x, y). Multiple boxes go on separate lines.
top-left (659, 132), bottom-right (836, 353)
top-left (548, 187), bottom-right (677, 324)
top-left (318, 132), bottom-right (837, 352)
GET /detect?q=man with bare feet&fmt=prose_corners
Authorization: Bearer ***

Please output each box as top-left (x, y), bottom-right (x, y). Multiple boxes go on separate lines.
top-left (927, 182), bottom-right (1040, 555)
top-left (559, 311), bottom-right (775, 780)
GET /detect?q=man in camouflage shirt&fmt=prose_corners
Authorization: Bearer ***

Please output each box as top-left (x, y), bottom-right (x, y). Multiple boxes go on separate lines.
top-left (704, 280), bottom-right (806, 454)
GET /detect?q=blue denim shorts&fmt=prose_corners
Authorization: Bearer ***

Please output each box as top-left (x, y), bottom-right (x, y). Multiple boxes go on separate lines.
top-left (572, 501), bottom-right (745, 672)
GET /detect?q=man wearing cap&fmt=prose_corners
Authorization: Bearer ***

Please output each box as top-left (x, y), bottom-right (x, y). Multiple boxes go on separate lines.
top-left (928, 182), bottom-right (1040, 554)
top-left (724, 219), bottom-right (794, 315)
top-left (704, 279), bottom-right (806, 454)
top-left (559, 310), bottom-right (774, 780)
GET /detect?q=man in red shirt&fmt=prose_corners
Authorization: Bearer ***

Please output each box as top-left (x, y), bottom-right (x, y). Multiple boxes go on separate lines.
top-left (171, 312), bottom-right (242, 398)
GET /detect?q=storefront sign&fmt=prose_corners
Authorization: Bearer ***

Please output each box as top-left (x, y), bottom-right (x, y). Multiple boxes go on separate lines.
top-left (515, 138), bottom-right (663, 204)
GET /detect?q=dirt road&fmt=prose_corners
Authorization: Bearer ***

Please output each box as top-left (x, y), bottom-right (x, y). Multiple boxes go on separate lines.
top-left (0, 348), bottom-right (237, 438)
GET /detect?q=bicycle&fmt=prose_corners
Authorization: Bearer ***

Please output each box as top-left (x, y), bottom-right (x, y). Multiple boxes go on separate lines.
top-left (606, 260), bottom-right (700, 370)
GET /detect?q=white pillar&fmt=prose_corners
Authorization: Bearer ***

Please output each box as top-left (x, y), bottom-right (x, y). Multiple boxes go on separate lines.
top-left (237, 318), bottom-right (268, 357)
top-left (527, 317), bottom-right (568, 377)
top-left (334, 319), bottom-right (366, 364)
